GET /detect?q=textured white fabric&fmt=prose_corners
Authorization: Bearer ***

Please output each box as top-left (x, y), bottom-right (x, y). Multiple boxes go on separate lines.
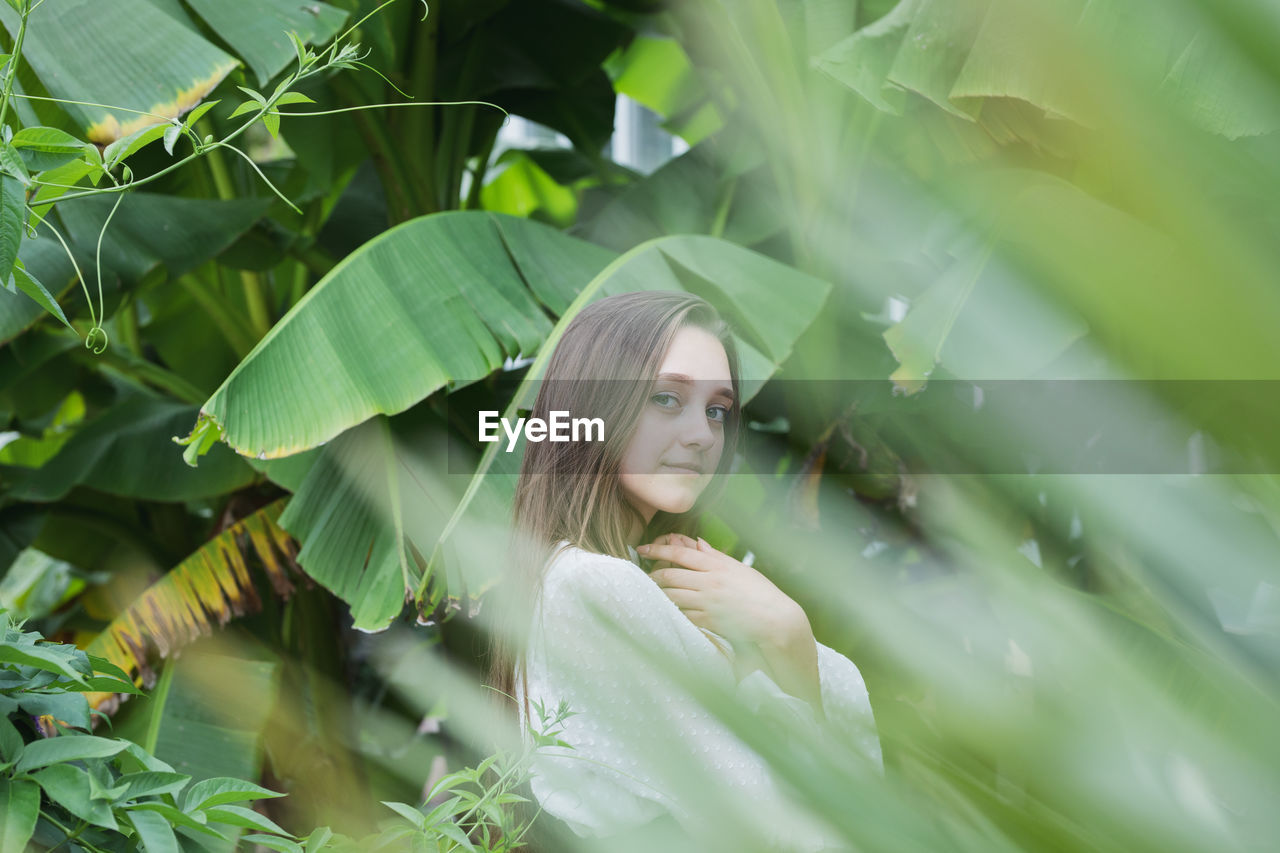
top-left (516, 540), bottom-right (882, 851)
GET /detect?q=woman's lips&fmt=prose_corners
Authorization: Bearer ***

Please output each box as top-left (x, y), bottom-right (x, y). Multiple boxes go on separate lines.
top-left (661, 463), bottom-right (702, 475)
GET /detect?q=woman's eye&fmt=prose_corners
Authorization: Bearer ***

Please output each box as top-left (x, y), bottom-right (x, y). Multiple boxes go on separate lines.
top-left (707, 405), bottom-right (729, 424)
top-left (652, 392), bottom-right (680, 408)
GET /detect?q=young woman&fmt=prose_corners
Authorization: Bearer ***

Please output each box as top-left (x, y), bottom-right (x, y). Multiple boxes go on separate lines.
top-left (486, 291), bottom-right (881, 851)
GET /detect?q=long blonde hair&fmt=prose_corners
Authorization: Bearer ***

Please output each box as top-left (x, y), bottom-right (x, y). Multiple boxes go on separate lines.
top-left (485, 290), bottom-right (743, 730)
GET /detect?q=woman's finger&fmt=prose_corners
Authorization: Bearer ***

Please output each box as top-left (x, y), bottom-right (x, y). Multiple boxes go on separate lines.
top-left (661, 587), bottom-right (701, 610)
top-left (681, 608), bottom-right (710, 630)
top-left (650, 567), bottom-right (705, 590)
top-left (635, 543), bottom-right (715, 571)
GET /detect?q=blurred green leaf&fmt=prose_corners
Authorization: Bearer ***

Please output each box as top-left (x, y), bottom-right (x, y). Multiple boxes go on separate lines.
top-left (0, 777), bottom-right (39, 853)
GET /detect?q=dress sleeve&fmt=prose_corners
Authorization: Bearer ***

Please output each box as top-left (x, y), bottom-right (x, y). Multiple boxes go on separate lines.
top-left (527, 549), bottom-right (867, 851)
top-left (733, 641), bottom-right (883, 772)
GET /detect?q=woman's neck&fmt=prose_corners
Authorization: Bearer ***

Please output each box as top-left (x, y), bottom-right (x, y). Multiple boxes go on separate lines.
top-left (624, 511), bottom-right (650, 550)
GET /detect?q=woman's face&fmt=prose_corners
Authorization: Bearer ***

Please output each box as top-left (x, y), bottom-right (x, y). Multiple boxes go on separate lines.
top-left (619, 325), bottom-right (734, 524)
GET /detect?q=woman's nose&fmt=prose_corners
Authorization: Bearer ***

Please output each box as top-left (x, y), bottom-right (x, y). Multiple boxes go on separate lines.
top-left (678, 407), bottom-right (715, 448)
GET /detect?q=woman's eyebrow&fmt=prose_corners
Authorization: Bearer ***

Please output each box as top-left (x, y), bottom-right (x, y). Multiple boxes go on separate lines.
top-left (656, 372), bottom-right (735, 401)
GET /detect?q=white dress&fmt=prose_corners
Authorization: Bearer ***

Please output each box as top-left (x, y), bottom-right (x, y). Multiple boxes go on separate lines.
top-left (516, 540), bottom-right (882, 851)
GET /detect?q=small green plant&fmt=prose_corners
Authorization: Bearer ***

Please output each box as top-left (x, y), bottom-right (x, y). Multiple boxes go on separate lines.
top-left (301, 697), bottom-right (577, 853)
top-left (0, 608), bottom-right (295, 852)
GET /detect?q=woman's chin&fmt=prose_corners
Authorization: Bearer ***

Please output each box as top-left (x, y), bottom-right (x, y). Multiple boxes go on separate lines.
top-left (652, 486), bottom-right (703, 514)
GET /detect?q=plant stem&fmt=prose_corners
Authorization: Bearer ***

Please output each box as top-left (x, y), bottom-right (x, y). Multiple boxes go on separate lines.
top-left (116, 300), bottom-right (141, 356)
top-left (240, 268), bottom-right (272, 337)
top-left (709, 175), bottom-right (739, 238)
top-left (331, 74), bottom-right (423, 222)
top-left (201, 120), bottom-right (237, 199)
top-left (290, 242), bottom-right (336, 278)
top-left (436, 36), bottom-right (485, 211)
top-left (462, 131), bottom-right (496, 211)
top-left (143, 659), bottom-right (175, 752)
top-left (444, 755), bottom-right (529, 851)
top-left (0, 2), bottom-right (31, 132)
top-left (46, 818), bottom-right (88, 853)
top-left (284, 197), bottom-right (327, 307)
top-left (403, 4), bottom-right (440, 208)
top-left (446, 104), bottom-right (477, 209)
top-left (288, 257), bottom-right (309, 306)
top-left (201, 126), bottom-right (273, 337)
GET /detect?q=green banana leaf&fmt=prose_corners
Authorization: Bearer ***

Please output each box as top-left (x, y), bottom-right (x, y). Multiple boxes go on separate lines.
top-left (480, 150), bottom-right (580, 227)
top-left (0, 0), bottom-right (348, 144)
top-left (276, 415), bottom-right (427, 631)
top-left (0, 0), bottom-right (237, 143)
top-left (85, 499), bottom-right (297, 707)
top-left (182, 212), bottom-right (615, 462)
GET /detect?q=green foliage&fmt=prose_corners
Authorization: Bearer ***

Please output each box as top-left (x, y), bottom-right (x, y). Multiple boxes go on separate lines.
top-left (0, 608), bottom-right (292, 852)
top-left (303, 698), bottom-right (577, 853)
top-left (0, 0), bottom-right (471, 352)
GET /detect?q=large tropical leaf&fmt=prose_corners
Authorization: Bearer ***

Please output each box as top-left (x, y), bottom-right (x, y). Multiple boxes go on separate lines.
top-left (0, 0), bottom-right (348, 144)
top-left (84, 499), bottom-right (298, 711)
top-left (0, 329), bottom-right (77, 422)
top-left (0, 0), bottom-right (238, 143)
top-left (275, 416), bottom-right (427, 631)
top-left (181, 212), bottom-right (615, 462)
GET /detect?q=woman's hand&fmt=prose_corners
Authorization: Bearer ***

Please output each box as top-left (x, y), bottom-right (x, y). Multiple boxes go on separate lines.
top-left (638, 536), bottom-right (802, 650)
top-left (638, 536), bottom-right (825, 716)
